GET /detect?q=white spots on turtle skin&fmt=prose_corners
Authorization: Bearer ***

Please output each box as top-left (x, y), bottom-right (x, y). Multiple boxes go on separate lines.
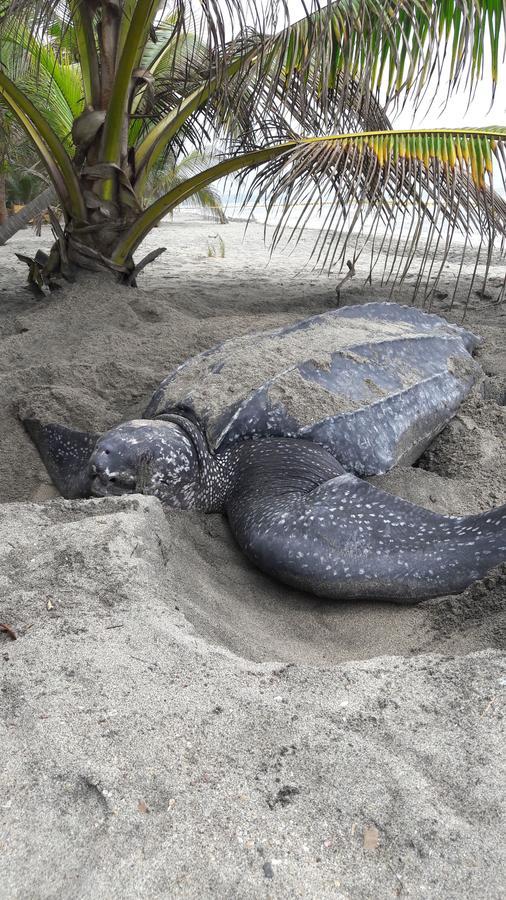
top-left (89, 420), bottom-right (203, 508)
top-left (224, 440), bottom-right (506, 601)
top-left (51, 434), bottom-right (87, 460)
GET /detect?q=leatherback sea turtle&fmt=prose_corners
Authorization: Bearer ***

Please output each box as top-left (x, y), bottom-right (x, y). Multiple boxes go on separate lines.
top-left (25, 302), bottom-right (506, 603)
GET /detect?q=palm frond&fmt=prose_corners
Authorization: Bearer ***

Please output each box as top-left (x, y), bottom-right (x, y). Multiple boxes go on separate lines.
top-left (264, 1), bottom-right (506, 115)
top-left (0, 64), bottom-right (85, 218)
top-left (192, 1), bottom-right (506, 141)
top-left (3, 3), bottom-right (503, 113)
top-left (241, 128), bottom-right (506, 302)
top-left (129, 1), bottom-right (506, 187)
top-left (144, 148), bottom-right (226, 221)
top-left (0, 20), bottom-right (84, 148)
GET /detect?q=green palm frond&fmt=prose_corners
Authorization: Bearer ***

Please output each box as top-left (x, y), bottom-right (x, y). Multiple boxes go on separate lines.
top-left (131, 29), bottom-right (394, 194)
top-left (4, 3), bottom-right (504, 113)
top-left (144, 149), bottom-right (226, 222)
top-left (16, 66), bottom-right (82, 149)
top-left (0, 65), bottom-right (85, 218)
top-left (242, 128), bottom-right (506, 294)
top-left (0, 22), bottom-right (84, 147)
top-left (128, 12), bottom-right (209, 149)
top-left (7, 27), bottom-right (83, 117)
top-left (119, 1), bottom-right (506, 192)
top-left (263, 1), bottom-right (506, 113)
top-left (114, 127), bottom-right (506, 296)
top-left (139, 9), bottom-right (206, 79)
top-left (6, 167), bottom-right (46, 204)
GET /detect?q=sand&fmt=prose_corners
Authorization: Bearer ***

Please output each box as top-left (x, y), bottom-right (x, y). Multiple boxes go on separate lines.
top-left (0, 218), bottom-right (505, 898)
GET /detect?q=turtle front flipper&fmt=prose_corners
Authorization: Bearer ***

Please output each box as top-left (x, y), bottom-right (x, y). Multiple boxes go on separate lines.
top-left (23, 419), bottom-right (101, 499)
top-left (225, 451), bottom-right (506, 603)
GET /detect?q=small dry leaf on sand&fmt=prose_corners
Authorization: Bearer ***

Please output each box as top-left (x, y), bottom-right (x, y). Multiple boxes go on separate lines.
top-left (363, 824), bottom-right (380, 850)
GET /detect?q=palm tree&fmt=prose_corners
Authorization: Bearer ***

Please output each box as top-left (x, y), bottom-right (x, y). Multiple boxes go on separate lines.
top-left (0, 1), bottom-right (504, 293)
top-left (0, 15), bottom-right (226, 244)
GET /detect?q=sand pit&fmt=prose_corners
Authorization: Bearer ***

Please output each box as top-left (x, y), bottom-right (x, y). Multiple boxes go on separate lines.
top-left (1, 219), bottom-right (505, 897)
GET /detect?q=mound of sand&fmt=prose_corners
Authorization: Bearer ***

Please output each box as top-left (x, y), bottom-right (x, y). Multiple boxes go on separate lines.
top-left (2, 495), bottom-right (505, 898)
top-left (1, 220), bottom-right (505, 897)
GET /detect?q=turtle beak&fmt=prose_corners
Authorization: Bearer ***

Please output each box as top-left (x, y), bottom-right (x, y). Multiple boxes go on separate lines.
top-left (89, 458), bottom-right (137, 496)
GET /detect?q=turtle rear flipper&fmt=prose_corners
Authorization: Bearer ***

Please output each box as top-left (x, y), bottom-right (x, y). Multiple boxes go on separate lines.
top-left (23, 419), bottom-right (100, 499)
top-left (226, 451), bottom-right (506, 603)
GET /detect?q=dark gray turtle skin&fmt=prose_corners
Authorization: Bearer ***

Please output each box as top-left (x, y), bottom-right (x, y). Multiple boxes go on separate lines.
top-left (24, 302), bottom-right (506, 604)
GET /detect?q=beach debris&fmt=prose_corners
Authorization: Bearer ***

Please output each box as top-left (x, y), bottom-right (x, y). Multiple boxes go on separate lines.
top-left (0, 623), bottom-right (17, 640)
top-left (335, 259), bottom-right (356, 304)
top-left (207, 234), bottom-right (225, 258)
top-left (262, 861), bottom-right (274, 879)
top-left (46, 598), bottom-right (54, 610)
top-left (16, 249), bottom-right (53, 297)
top-left (480, 696), bottom-right (497, 717)
top-left (137, 799), bottom-right (149, 814)
top-left (267, 784), bottom-right (300, 809)
top-left (363, 824), bottom-right (380, 850)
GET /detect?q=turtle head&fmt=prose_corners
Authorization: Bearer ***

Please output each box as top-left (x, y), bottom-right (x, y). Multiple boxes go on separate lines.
top-left (89, 417), bottom-right (206, 509)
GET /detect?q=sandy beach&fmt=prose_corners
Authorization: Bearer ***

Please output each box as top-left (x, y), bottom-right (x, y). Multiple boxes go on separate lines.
top-left (1, 217), bottom-right (505, 898)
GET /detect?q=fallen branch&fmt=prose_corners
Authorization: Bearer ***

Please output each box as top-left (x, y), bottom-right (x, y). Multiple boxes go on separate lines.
top-left (335, 259), bottom-right (356, 306)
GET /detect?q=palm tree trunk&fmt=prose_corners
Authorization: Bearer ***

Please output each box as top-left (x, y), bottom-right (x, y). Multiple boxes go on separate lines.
top-left (0, 172), bottom-right (7, 226)
top-left (0, 185), bottom-right (56, 245)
